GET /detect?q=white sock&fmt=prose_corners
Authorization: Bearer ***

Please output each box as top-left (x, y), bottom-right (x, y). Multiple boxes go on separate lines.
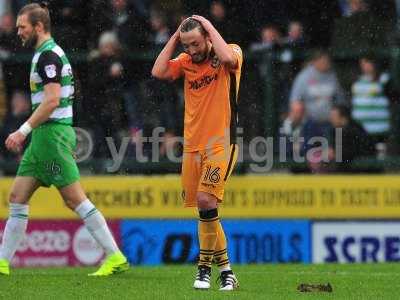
top-left (75, 199), bottom-right (119, 256)
top-left (0, 203), bottom-right (29, 262)
top-left (220, 265), bottom-right (232, 273)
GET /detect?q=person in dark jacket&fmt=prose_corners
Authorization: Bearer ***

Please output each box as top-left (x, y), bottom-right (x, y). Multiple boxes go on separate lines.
top-left (329, 104), bottom-right (375, 172)
top-left (0, 91), bottom-right (30, 162)
top-left (87, 31), bottom-right (130, 159)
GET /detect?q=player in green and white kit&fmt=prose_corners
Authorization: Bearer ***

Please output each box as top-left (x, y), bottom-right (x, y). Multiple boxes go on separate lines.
top-left (0, 3), bottom-right (129, 276)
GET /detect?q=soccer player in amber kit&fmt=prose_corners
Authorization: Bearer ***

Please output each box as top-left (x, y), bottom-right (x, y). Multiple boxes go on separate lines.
top-left (152, 15), bottom-right (242, 290)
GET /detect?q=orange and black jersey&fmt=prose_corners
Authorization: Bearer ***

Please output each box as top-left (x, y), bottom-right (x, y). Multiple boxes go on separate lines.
top-left (168, 44), bottom-right (243, 152)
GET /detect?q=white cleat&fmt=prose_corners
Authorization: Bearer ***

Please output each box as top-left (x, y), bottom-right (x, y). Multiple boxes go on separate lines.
top-left (193, 279), bottom-right (211, 289)
top-left (218, 271), bottom-right (239, 291)
top-left (193, 266), bottom-right (211, 290)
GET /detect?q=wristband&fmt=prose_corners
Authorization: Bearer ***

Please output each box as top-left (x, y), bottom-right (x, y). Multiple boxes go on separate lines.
top-left (18, 122), bottom-right (32, 137)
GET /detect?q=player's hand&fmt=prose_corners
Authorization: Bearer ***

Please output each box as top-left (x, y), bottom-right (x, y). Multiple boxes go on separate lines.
top-left (172, 28), bottom-right (180, 42)
top-left (191, 15), bottom-right (213, 31)
top-left (5, 130), bottom-right (26, 153)
top-left (173, 19), bottom-right (187, 42)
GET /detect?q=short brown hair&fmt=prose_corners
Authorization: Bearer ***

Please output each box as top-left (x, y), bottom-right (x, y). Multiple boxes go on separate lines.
top-left (180, 18), bottom-right (206, 35)
top-left (18, 2), bottom-right (51, 33)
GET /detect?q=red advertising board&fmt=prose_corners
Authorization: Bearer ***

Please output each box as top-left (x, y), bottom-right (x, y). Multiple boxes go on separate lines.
top-left (0, 220), bottom-right (121, 267)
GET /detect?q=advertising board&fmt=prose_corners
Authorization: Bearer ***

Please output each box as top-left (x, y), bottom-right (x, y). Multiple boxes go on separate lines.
top-left (313, 222), bottom-right (400, 263)
top-left (121, 220), bottom-right (311, 265)
top-left (0, 220), bottom-right (121, 267)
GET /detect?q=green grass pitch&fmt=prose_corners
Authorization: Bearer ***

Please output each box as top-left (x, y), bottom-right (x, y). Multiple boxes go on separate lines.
top-left (0, 263), bottom-right (398, 299)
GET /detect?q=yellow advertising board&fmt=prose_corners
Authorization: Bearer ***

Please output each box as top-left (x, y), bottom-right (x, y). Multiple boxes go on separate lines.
top-left (1, 175), bottom-right (400, 219)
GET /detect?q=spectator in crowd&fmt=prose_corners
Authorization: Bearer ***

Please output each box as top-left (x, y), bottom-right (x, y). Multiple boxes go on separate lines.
top-left (281, 101), bottom-right (332, 173)
top-left (283, 103), bottom-right (374, 173)
top-left (0, 13), bottom-right (17, 55)
top-left (329, 104), bottom-right (375, 172)
top-left (87, 31), bottom-right (129, 159)
top-left (0, 13), bottom-right (28, 109)
top-left (281, 100), bottom-right (307, 162)
top-left (111, 0), bottom-right (151, 50)
top-left (283, 21), bottom-right (306, 49)
top-left (287, 0), bottom-right (342, 48)
top-left (0, 91), bottom-right (30, 161)
top-left (238, 0), bottom-right (288, 47)
top-left (332, 0), bottom-right (389, 51)
top-left (250, 24), bottom-right (283, 52)
top-left (149, 9), bottom-right (170, 46)
top-left (348, 0), bottom-right (367, 14)
top-left (131, 0), bottom-right (151, 19)
top-left (287, 50), bottom-right (345, 136)
top-left (338, 0), bottom-right (352, 16)
top-left (207, 0), bottom-right (235, 43)
top-left (351, 54), bottom-right (395, 146)
top-left (282, 50), bottom-right (344, 173)
top-left (277, 20), bottom-right (307, 117)
top-left (0, 0), bottom-right (11, 17)
top-left (369, 0), bottom-right (397, 27)
top-left (250, 23), bottom-right (303, 126)
top-left (87, 0), bottom-right (114, 49)
top-left (48, 0), bottom-right (88, 51)
top-left (146, 14), bottom-right (180, 159)
top-left (143, 79), bottom-right (180, 159)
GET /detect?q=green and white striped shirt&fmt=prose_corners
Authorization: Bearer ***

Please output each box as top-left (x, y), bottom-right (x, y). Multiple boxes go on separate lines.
top-left (30, 38), bottom-right (74, 125)
top-left (351, 74), bottom-right (390, 135)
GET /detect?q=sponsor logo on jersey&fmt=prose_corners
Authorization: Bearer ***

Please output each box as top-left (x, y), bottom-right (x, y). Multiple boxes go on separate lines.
top-left (188, 73), bottom-right (218, 90)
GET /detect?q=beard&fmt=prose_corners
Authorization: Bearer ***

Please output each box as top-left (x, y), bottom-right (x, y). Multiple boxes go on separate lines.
top-left (191, 49), bottom-right (209, 64)
top-left (22, 32), bottom-right (38, 48)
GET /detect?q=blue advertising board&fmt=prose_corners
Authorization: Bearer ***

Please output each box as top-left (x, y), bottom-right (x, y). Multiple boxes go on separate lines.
top-left (121, 220), bottom-right (311, 265)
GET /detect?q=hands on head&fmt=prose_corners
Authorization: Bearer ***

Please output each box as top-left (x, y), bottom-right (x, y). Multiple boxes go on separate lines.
top-left (174, 15), bottom-right (212, 39)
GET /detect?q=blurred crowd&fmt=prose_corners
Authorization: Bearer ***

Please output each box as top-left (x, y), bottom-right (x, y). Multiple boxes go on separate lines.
top-left (0, 0), bottom-right (399, 173)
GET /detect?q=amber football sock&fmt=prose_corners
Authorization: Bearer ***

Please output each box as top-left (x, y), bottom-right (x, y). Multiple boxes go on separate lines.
top-left (198, 208), bottom-right (219, 268)
top-left (214, 221), bottom-right (231, 272)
